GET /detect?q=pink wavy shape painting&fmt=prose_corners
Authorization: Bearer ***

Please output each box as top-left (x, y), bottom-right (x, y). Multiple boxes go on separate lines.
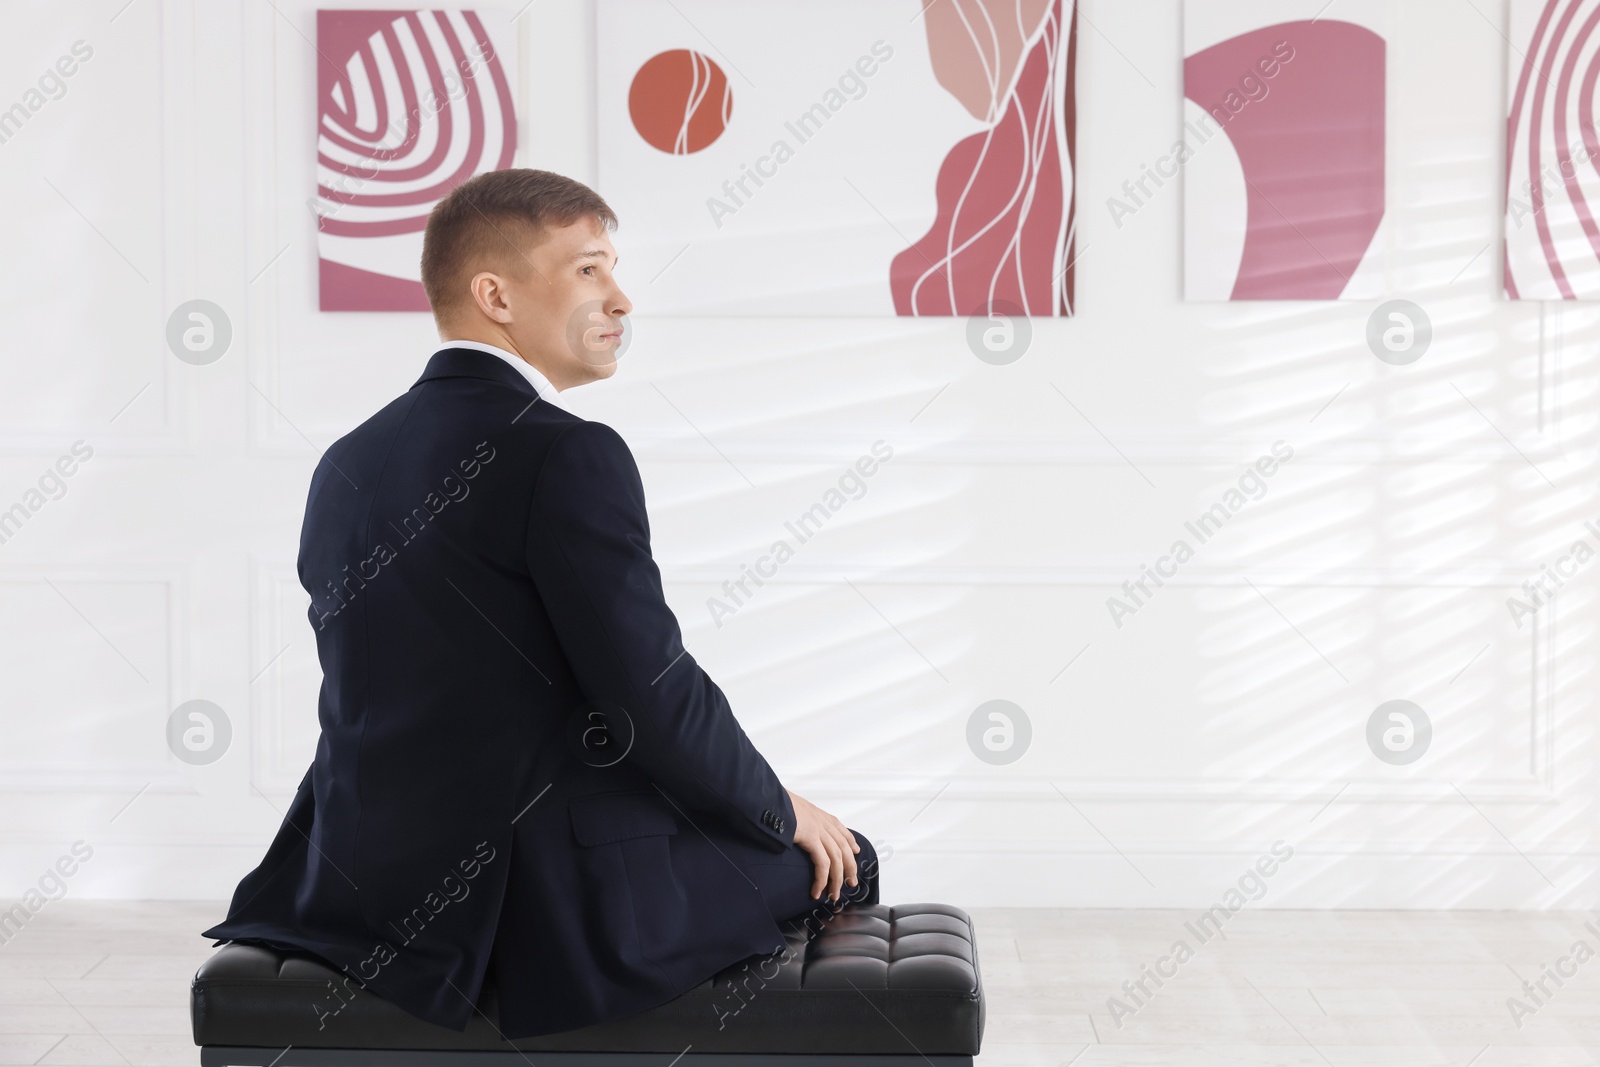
top-left (315, 9), bottom-right (517, 312)
top-left (1184, 19), bottom-right (1385, 300)
top-left (1505, 0), bottom-right (1600, 299)
top-left (890, 0), bottom-right (1077, 317)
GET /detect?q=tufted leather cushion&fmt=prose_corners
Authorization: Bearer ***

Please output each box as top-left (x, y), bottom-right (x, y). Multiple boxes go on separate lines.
top-left (192, 902), bottom-right (984, 1056)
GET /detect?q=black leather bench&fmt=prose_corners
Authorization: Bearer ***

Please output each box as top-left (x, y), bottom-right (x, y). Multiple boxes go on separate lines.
top-left (191, 902), bottom-right (984, 1067)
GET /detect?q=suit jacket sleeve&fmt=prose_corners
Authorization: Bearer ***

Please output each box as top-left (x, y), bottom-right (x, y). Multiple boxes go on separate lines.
top-left (526, 420), bottom-right (795, 853)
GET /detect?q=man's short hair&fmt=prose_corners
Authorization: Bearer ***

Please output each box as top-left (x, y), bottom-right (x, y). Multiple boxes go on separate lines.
top-left (420, 168), bottom-right (617, 322)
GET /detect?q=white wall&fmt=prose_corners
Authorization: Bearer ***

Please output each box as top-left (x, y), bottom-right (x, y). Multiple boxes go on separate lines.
top-left (1, 0), bottom-right (1594, 909)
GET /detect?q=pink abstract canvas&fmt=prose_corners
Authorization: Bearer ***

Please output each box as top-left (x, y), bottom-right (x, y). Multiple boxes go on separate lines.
top-left (595, 0), bottom-right (1077, 317)
top-left (889, 0), bottom-right (1077, 317)
top-left (1181, 2), bottom-right (1386, 301)
top-left (314, 9), bottom-right (517, 312)
top-left (1505, 0), bottom-right (1600, 300)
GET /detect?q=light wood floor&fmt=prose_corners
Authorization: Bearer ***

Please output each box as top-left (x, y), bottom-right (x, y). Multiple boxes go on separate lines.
top-left (1, 902), bottom-right (1595, 1066)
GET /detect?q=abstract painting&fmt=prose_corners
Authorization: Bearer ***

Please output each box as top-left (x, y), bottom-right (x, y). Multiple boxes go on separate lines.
top-left (596, 0), bottom-right (1077, 317)
top-left (1505, 0), bottom-right (1600, 300)
top-left (1182, 1), bottom-right (1386, 300)
top-left (314, 9), bottom-right (518, 312)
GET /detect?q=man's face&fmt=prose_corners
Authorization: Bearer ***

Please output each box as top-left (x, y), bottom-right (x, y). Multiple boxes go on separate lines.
top-left (473, 214), bottom-right (631, 390)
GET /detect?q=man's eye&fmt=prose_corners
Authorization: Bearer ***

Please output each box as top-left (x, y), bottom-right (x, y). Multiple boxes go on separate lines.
top-left (581, 266), bottom-right (594, 276)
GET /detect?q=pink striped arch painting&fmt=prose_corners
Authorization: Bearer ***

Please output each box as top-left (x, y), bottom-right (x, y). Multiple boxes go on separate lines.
top-left (314, 10), bottom-right (518, 312)
top-left (596, 0), bottom-right (1078, 317)
top-left (1182, 1), bottom-right (1387, 301)
top-left (1504, 0), bottom-right (1600, 300)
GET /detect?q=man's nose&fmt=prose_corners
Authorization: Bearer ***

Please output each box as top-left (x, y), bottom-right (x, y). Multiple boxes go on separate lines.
top-left (611, 286), bottom-right (632, 318)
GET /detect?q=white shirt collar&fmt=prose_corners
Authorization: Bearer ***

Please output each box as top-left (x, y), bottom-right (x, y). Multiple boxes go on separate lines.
top-left (433, 339), bottom-right (564, 409)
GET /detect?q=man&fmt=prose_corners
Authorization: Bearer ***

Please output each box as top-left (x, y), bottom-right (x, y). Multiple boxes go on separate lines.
top-left (202, 169), bottom-right (878, 1039)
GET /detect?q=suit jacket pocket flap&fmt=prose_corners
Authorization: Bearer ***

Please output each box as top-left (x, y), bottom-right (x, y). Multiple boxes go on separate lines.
top-left (569, 790), bottom-right (679, 846)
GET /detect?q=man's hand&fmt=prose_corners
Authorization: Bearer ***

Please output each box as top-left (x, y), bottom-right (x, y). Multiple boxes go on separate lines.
top-left (787, 789), bottom-right (860, 903)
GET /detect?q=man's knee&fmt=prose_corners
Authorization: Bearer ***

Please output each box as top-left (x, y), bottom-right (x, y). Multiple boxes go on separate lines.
top-left (847, 828), bottom-right (879, 903)
top-left (850, 829), bottom-right (877, 875)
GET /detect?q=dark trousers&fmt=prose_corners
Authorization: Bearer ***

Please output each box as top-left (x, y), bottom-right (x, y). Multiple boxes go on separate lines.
top-left (225, 824), bottom-right (882, 1011)
top-left (718, 824), bottom-right (881, 926)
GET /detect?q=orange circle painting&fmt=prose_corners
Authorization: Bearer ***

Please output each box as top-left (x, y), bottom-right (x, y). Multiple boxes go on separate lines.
top-left (628, 49), bottom-right (732, 154)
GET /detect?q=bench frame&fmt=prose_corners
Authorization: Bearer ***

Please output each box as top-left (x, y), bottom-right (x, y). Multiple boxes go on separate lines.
top-left (200, 1049), bottom-right (974, 1067)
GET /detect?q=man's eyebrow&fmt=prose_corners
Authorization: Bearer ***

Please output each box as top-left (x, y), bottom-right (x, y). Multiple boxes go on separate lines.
top-left (571, 248), bottom-right (617, 265)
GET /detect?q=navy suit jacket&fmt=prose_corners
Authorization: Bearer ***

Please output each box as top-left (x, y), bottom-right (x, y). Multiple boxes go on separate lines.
top-left (202, 346), bottom-right (798, 1038)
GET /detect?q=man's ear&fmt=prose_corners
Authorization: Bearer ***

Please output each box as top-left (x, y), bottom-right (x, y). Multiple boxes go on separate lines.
top-left (468, 271), bottom-right (514, 324)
